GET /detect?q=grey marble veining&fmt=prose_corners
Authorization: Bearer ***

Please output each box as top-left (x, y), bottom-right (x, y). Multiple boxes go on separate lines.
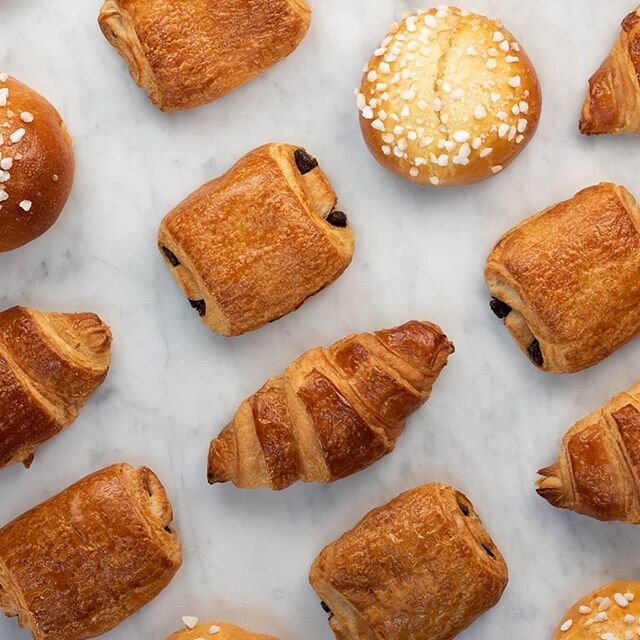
top-left (2, 1), bottom-right (640, 638)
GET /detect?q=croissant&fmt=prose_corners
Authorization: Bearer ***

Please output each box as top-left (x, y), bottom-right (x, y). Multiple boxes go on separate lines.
top-left (167, 620), bottom-right (279, 640)
top-left (0, 306), bottom-right (111, 469)
top-left (309, 483), bottom-right (508, 640)
top-left (0, 463), bottom-right (182, 640)
top-left (580, 7), bottom-right (640, 135)
top-left (208, 321), bottom-right (453, 490)
top-left (537, 381), bottom-right (640, 523)
top-left (98, 0), bottom-right (311, 112)
top-left (158, 143), bottom-right (354, 337)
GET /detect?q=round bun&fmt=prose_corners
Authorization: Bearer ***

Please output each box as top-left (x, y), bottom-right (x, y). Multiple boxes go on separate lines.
top-left (0, 75), bottom-right (74, 252)
top-left (167, 620), bottom-right (279, 640)
top-left (357, 6), bottom-right (541, 187)
top-left (553, 580), bottom-right (640, 639)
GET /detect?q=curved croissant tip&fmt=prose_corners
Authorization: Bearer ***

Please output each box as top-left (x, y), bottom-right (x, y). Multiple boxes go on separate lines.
top-left (536, 464), bottom-right (566, 508)
top-left (207, 442), bottom-right (231, 485)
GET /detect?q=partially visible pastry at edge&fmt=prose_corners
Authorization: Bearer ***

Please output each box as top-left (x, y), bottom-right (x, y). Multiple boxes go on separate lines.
top-left (551, 581), bottom-right (640, 639)
top-left (0, 306), bottom-right (111, 469)
top-left (357, 6), bottom-right (541, 186)
top-left (0, 74), bottom-right (74, 251)
top-left (167, 619), bottom-right (279, 640)
top-left (98, 0), bottom-right (311, 112)
top-left (0, 463), bottom-right (182, 640)
top-left (485, 183), bottom-right (640, 373)
top-left (537, 381), bottom-right (640, 523)
top-left (580, 7), bottom-right (640, 135)
top-left (158, 144), bottom-right (354, 337)
top-left (208, 321), bottom-right (453, 489)
top-left (309, 483), bottom-right (508, 640)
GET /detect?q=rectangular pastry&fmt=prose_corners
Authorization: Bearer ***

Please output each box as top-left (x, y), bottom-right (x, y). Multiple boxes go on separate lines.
top-left (98, 0), bottom-right (311, 112)
top-left (309, 483), bottom-right (508, 640)
top-left (485, 183), bottom-right (640, 373)
top-left (0, 463), bottom-right (181, 640)
top-left (158, 144), bottom-right (354, 337)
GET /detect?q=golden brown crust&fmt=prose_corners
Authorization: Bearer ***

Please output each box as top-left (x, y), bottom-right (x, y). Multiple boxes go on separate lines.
top-left (98, 0), bottom-right (311, 112)
top-left (208, 321), bottom-right (454, 489)
top-left (309, 483), bottom-right (508, 640)
top-left (166, 620), bottom-right (279, 640)
top-left (485, 183), bottom-right (640, 373)
top-left (0, 306), bottom-right (111, 469)
top-left (0, 76), bottom-right (74, 252)
top-left (580, 7), bottom-right (640, 135)
top-left (537, 381), bottom-right (640, 523)
top-left (552, 581), bottom-right (640, 639)
top-left (158, 143), bottom-right (354, 337)
top-left (358, 7), bottom-right (541, 186)
top-left (0, 463), bottom-right (182, 640)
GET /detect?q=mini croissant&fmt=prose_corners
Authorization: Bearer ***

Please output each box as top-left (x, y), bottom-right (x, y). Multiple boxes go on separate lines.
top-left (208, 321), bottom-right (453, 490)
top-left (0, 306), bottom-right (111, 469)
top-left (580, 6), bottom-right (640, 135)
top-left (537, 381), bottom-right (640, 523)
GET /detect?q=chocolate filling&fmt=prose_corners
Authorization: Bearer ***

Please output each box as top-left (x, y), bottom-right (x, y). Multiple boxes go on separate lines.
top-left (458, 502), bottom-right (470, 517)
top-left (294, 148), bottom-right (318, 175)
top-left (189, 299), bottom-right (206, 317)
top-left (490, 298), bottom-right (512, 319)
top-left (162, 246), bottom-right (180, 267)
top-left (320, 601), bottom-right (332, 613)
top-left (528, 339), bottom-right (544, 367)
top-left (326, 210), bottom-right (348, 228)
top-left (482, 544), bottom-right (496, 559)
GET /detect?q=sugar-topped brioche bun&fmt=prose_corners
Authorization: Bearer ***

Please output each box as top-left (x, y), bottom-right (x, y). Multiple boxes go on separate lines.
top-left (552, 580), bottom-right (640, 639)
top-left (167, 619), bottom-right (280, 640)
top-left (0, 74), bottom-right (74, 252)
top-left (357, 6), bottom-right (541, 187)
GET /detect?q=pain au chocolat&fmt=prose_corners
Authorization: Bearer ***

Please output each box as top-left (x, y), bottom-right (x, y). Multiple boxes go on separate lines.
top-left (486, 183), bottom-right (640, 373)
top-left (158, 144), bottom-right (354, 337)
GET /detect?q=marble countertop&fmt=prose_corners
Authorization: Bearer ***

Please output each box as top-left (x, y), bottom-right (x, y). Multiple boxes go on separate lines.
top-left (2, 1), bottom-right (640, 638)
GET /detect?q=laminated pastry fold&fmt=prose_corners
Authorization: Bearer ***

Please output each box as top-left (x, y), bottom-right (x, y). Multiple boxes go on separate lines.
top-left (208, 321), bottom-right (454, 489)
top-left (580, 6), bottom-right (640, 135)
top-left (485, 183), bottom-right (640, 374)
top-left (537, 381), bottom-right (640, 523)
top-left (0, 463), bottom-right (182, 640)
top-left (309, 483), bottom-right (508, 640)
top-left (158, 143), bottom-right (354, 337)
top-left (167, 620), bottom-right (279, 640)
top-left (0, 306), bottom-right (111, 469)
top-left (98, 0), bottom-right (311, 112)
top-left (551, 580), bottom-right (640, 639)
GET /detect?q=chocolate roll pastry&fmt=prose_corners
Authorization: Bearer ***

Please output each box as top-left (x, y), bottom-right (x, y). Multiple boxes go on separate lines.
top-left (99, 0), bottom-right (311, 112)
top-left (158, 144), bottom-right (354, 337)
top-left (485, 183), bottom-right (640, 373)
top-left (0, 463), bottom-right (181, 640)
top-left (309, 483), bottom-right (508, 640)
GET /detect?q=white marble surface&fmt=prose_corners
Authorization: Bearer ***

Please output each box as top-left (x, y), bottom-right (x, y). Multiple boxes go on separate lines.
top-left (2, 0), bottom-right (640, 638)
